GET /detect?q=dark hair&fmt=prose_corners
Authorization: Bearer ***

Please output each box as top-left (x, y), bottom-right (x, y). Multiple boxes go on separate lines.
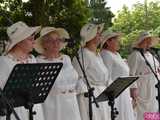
top-left (102, 42), bottom-right (108, 49)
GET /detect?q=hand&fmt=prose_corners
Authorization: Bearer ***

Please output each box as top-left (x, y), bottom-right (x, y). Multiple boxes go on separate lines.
top-left (132, 98), bottom-right (138, 109)
top-left (130, 88), bottom-right (138, 100)
top-left (130, 88), bottom-right (139, 109)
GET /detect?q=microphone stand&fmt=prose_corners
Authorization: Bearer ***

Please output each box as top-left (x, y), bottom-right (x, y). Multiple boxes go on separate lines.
top-left (138, 49), bottom-right (160, 112)
top-left (0, 88), bottom-right (21, 120)
top-left (75, 48), bottom-right (99, 120)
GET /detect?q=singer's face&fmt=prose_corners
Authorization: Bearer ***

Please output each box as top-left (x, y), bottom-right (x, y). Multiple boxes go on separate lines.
top-left (146, 38), bottom-right (152, 48)
top-left (43, 32), bottom-right (62, 52)
top-left (138, 38), bottom-right (152, 49)
top-left (106, 37), bottom-right (120, 51)
top-left (13, 33), bottom-right (35, 53)
top-left (86, 31), bottom-right (102, 47)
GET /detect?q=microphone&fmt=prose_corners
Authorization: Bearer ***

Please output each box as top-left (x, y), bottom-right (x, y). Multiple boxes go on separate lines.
top-left (65, 38), bottom-right (77, 48)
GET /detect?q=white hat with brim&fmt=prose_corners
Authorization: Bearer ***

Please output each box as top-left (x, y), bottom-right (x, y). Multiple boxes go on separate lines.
top-left (133, 32), bottom-right (159, 47)
top-left (5, 21), bottom-right (41, 54)
top-left (80, 23), bottom-right (104, 47)
top-left (35, 27), bottom-right (70, 54)
top-left (101, 31), bottom-right (122, 48)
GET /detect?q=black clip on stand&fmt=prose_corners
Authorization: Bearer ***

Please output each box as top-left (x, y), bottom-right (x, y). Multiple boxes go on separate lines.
top-left (2, 63), bottom-right (63, 120)
top-left (108, 94), bottom-right (118, 120)
top-left (139, 49), bottom-right (160, 112)
top-left (75, 51), bottom-right (99, 120)
top-left (96, 76), bottom-right (138, 120)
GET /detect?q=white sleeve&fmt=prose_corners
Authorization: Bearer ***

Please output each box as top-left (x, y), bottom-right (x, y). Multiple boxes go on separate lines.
top-left (127, 51), bottom-right (140, 88)
top-left (64, 55), bottom-right (72, 65)
top-left (0, 57), bottom-right (10, 89)
top-left (128, 52), bottom-right (139, 76)
top-left (100, 51), bottom-right (114, 80)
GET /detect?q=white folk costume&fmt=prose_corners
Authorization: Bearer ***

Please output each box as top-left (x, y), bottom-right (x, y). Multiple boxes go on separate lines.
top-left (101, 50), bottom-right (135, 120)
top-left (128, 50), bottom-right (159, 120)
top-left (36, 55), bottom-right (81, 120)
top-left (72, 48), bottom-right (111, 120)
top-left (0, 54), bottom-right (44, 120)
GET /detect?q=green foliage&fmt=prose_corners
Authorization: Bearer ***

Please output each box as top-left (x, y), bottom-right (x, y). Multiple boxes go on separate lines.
top-left (89, 0), bottom-right (114, 28)
top-left (48, 0), bottom-right (91, 38)
top-left (112, 0), bottom-right (160, 58)
top-left (0, 0), bottom-right (91, 36)
top-left (0, 0), bottom-right (114, 57)
top-left (152, 26), bottom-right (160, 37)
top-left (0, 0), bottom-right (91, 55)
top-left (119, 30), bottom-right (144, 58)
top-left (113, 1), bottom-right (160, 34)
top-left (112, 6), bottom-right (134, 34)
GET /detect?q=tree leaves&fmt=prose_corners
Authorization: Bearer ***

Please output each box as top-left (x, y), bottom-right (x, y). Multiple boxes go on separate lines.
top-left (112, 1), bottom-right (160, 57)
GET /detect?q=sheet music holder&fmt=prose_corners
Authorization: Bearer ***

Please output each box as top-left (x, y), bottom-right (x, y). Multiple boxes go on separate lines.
top-left (96, 76), bottom-right (139, 120)
top-left (1, 63), bottom-right (63, 120)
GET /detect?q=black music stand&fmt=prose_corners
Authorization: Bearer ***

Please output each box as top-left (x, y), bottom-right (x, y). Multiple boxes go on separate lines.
top-left (1, 63), bottom-right (63, 120)
top-left (96, 76), bottom-right (139, 120)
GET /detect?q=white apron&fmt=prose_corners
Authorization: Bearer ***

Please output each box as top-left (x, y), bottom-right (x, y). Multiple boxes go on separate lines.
top-left (36, 55), bottom-right (81, 120)
top-left (101, 50), bottom-right (135, 120)
top-left (72, 48), bottom-right (111, 120)
top-left (0, 54), bottom-right (44, 120)
top-left (128, 51), bottom-right (159, 120)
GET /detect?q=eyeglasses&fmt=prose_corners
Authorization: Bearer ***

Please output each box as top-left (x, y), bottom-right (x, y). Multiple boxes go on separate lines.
top-left (45, 37), bottom-right (65, 43)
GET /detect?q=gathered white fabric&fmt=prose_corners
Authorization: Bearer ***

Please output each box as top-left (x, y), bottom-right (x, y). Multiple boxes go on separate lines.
top-left (128, 51), bottom-right (159, 120)
top-left (100, 50), bottom-right (135, 120)
top-left (36, 54), bottom-right (81, 120)
top-left (72, 48), bottom-right (111, 120)
top-left (0, 54), bottom-right (44, 120)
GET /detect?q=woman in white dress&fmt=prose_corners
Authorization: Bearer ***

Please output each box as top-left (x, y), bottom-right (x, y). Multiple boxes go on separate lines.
top-left (72, 23), bottom-right (111, 120)
top-left (100, 31), bottom-right (135, 120)
top-left (0, 21), bottom-right (44, 120)
top-left (128, 32), bottom-right (159, 120)
top-left (34, 27), bottom-right (81, 120)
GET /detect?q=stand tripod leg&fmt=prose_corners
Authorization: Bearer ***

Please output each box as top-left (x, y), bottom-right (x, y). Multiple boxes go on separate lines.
top-left (6, 109), bottom-right (11, 120)
top-left (108, 99), bottom-right (119, 120)
top-left (29, 106), bottom-right (33, 120)
top-left (89, 94), bottom-right (93, 120)
top-left (6, 114), bottom-right (11, 120)
top-left (27, 103), bottom-right (36, 120)
top-left (155, 82), bottom-right (160, 112)
top-left (84, 90), bottom-right (93, 120)
top-left (108, 100), bottom-right (115, 120)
